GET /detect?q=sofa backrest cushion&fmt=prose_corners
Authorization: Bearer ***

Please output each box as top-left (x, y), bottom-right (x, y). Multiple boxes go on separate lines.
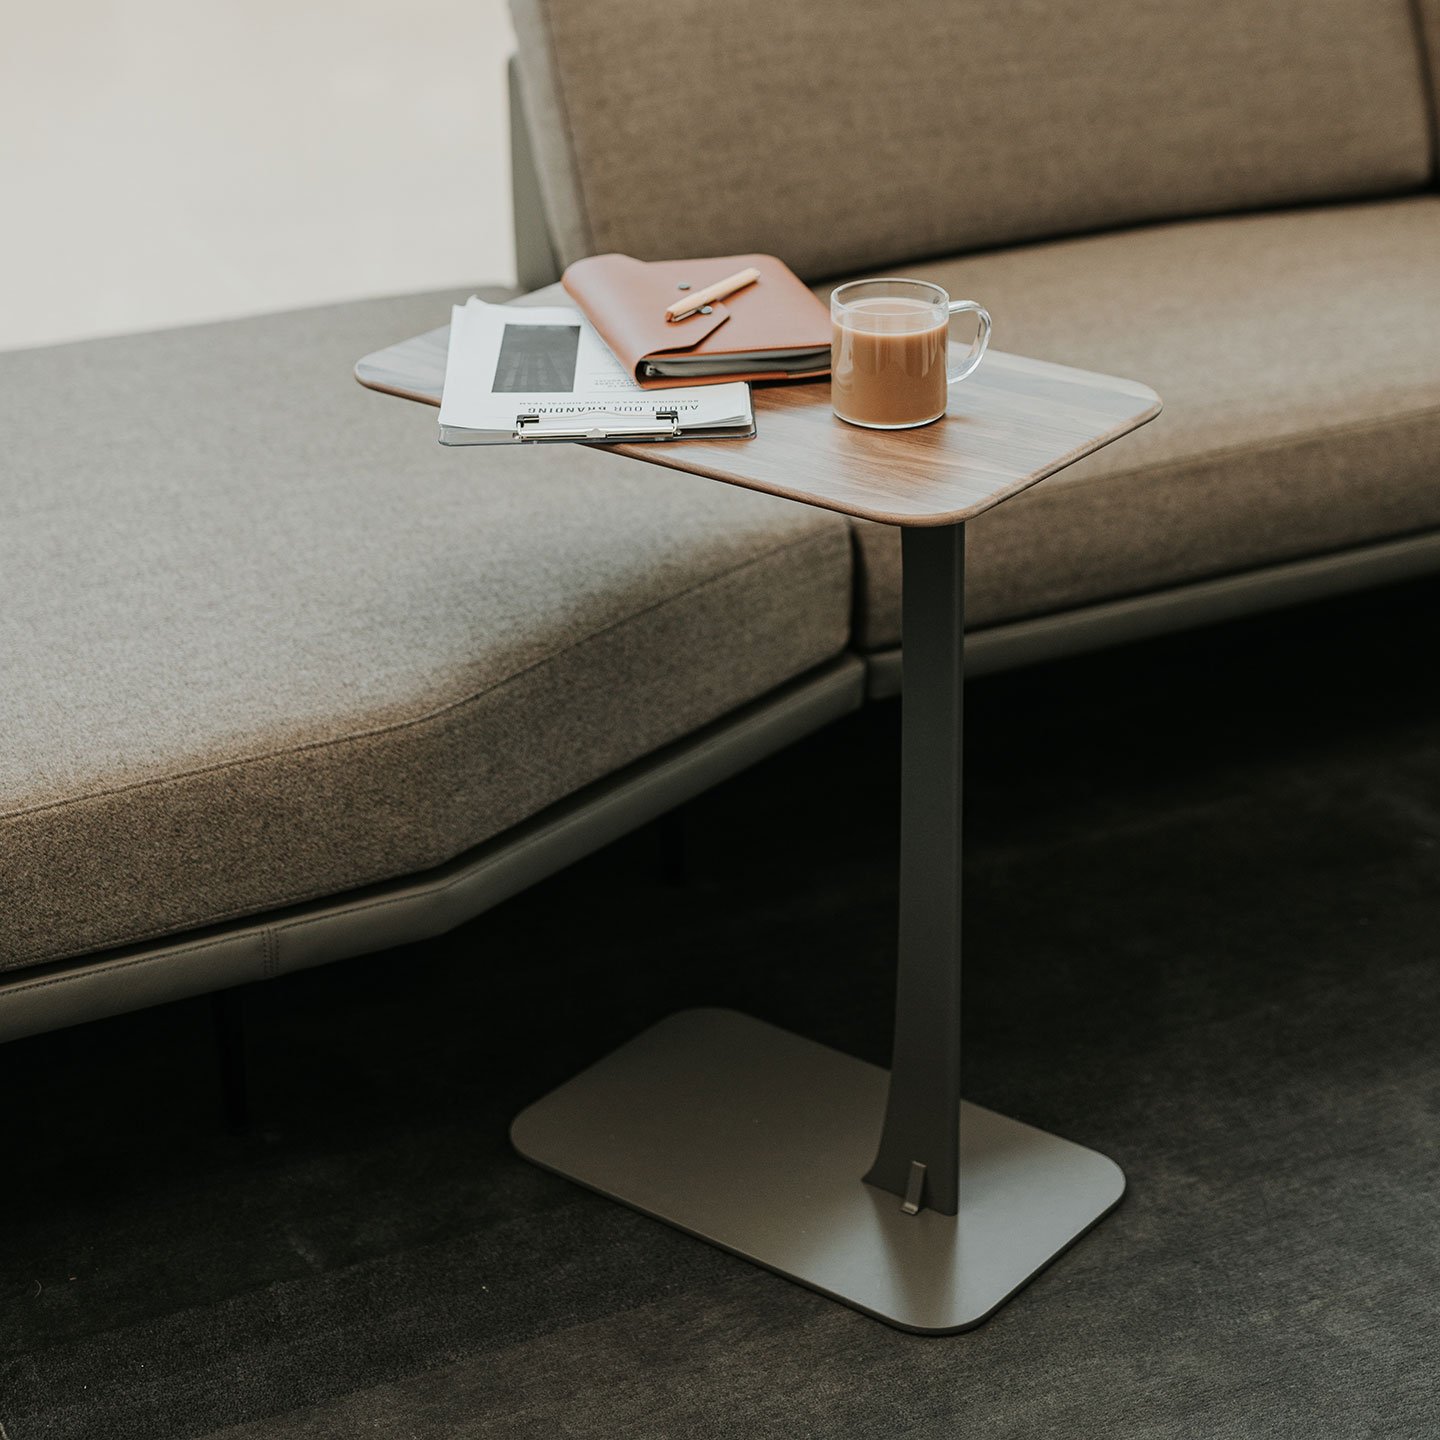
top-left (510, 0), bottom-right (1435, 280)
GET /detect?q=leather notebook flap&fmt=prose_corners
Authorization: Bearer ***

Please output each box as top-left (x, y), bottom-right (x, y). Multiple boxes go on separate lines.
top-left (563, 253), bottom-right (829, 378)
top-left (625, 302), bottom-right (734, 360)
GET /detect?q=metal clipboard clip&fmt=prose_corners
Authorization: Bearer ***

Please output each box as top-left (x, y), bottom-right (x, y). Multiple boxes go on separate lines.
top-left (514, 409), bottom-right (681, 442)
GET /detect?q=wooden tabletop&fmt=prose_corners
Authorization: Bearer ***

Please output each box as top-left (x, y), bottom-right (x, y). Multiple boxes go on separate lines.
top-left (354, 316), bottom-right (1160, 529)
top-left (614, 351), bottom-right (1160, 528)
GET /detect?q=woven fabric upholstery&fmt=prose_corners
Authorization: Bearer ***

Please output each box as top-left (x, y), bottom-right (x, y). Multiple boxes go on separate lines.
top-left (846, 198), bottom-right (1440, 649)
top-left (0, 293), bottom-right (852, 970)
top-left (510, 0), bottom-right (1433, 279)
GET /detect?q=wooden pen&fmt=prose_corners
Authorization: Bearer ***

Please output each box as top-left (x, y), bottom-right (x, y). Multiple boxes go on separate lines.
top-left (665, 267), bottom-right (761, 322)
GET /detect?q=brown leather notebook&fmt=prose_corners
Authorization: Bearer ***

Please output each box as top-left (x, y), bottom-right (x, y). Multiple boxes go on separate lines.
top-left (562, 253), bottom-right (832, 389)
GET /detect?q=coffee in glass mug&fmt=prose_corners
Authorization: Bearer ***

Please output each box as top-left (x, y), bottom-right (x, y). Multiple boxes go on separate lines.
top-left (830, 279), bottom-right (991, 430)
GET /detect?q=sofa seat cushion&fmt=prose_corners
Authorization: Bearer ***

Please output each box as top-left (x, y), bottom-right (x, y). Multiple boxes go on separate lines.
top-left (0, 293), bottom-right (852, 970)
top-left (849, 197), bottom-right (1440, 649)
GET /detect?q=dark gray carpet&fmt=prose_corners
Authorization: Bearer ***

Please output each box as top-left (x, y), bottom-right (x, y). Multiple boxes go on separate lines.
top-left (2, 580), bottom-right (1438, 1439)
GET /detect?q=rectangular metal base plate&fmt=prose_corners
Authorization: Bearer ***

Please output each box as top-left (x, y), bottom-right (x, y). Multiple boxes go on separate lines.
top-left (512, 1008), bottom-right (1124, 1334)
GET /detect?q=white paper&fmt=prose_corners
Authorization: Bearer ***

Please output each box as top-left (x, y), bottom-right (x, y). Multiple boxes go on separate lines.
top-left (438, 298), bottom-right (751, 441)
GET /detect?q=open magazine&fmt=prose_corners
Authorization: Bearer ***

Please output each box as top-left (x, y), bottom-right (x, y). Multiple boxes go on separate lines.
top-left (437, 299), bottom-right (755, 445)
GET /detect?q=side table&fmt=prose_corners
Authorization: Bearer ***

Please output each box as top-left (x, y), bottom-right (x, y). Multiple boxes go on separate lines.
top-left (510, 352), bottom-right (1161, 1333)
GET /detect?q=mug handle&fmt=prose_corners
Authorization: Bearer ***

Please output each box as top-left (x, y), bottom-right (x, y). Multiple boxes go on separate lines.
top-left (946, 301), bottom-right (992, 385)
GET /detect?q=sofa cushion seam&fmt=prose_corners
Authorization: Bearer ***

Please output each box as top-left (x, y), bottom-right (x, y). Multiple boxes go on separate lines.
top-left (3, 601), bottom-right (850, 969)
top-left (0, 933), bottom-right (260, 996)
top-left (1040, 399), bottom-right (1440, 494)
top-left (2, 535), bottom-right (852, 965)
top-left (1, 526), bottom-right (845, 825)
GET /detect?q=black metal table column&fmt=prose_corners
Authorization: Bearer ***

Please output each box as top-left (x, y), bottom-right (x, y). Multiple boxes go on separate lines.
top-left (865, 523), bottom-right (966, 1216)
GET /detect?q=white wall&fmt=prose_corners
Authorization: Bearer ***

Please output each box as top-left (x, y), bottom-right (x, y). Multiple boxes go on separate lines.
top-left (0, 0), bottom-right (517, 352)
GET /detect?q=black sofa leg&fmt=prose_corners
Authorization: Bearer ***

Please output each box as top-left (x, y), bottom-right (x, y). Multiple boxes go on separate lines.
top-left (212, 987), bottom-right (250, 1135)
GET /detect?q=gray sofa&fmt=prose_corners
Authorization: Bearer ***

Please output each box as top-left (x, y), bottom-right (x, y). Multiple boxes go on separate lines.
top-left (3, 0), bottom-right (1439, 1040)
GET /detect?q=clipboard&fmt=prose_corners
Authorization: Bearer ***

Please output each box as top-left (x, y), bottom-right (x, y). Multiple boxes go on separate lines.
top-left (355, 323), bottom-right (756, 445)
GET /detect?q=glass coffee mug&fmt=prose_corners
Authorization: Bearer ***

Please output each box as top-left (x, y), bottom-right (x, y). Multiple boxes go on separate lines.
top-left (830, 278), bottom-right (992, 430)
